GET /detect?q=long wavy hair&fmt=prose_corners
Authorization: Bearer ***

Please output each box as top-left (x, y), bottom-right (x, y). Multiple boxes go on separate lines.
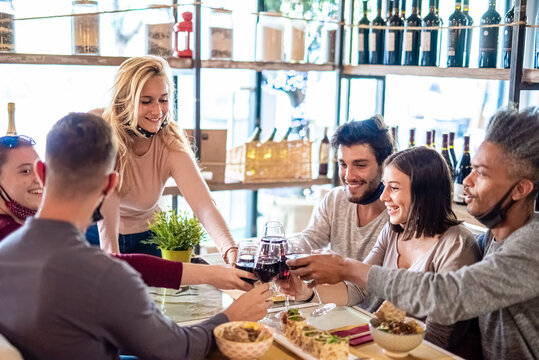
top-left (102, 55), bottom-right (193, 194)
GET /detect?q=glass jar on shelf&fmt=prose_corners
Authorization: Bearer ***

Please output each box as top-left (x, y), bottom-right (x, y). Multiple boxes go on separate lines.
top-left (145, 4), bottom-right (174, 57)
top-left (71, 0), bottom-right (100, 55)
top-left (288, 18), bottom-right (306, 63)
top-left (323, 18), bottom-right (338, 64)
top-left (257, 12), bottom-right (284, 62)
top-left (209, 8), bottom-right (233, 60)
top-left (0, 0), bottom-right (15, 52)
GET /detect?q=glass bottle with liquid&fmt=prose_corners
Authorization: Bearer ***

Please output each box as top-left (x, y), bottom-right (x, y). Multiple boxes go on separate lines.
top-left (0, 0), bottom-right (15, 52)
top-left (403, 0), bottom-right (421, 66)
top-left (449, 131), bottom-right (458, 168)
top-left (463, 0), bottom-right (473, 67)
top-left (370, 0), bottom-right (386, 64)
top-left (478, 0), bottom-right (501, 68)
top-left (502, 1), bottom-right (514, 69)
top-left (408, 128), bottom-right (416, 148)
top-left (420, 0), bottom-right (441, 66)
top-left (318, 127), bottom-right (330, 176)
top-left (454, 134), bottom-right (471, 204)
top-left (358, 0), bottom-right (370, 65)
top-left (146, 4), bottom-right (174, 57)
top-left (441, 133), bottom-right (454, 178)
top-left (447, 1), bottom-right (469, 67)
top-left (384, 0), bottom-right (404, 65)
top-left (72, 0), bottom-right (100, 55)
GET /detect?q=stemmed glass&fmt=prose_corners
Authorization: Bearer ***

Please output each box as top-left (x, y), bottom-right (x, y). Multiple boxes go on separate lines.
top-left (286, 234), bottom-right (336, 317)
top-left (234, 239), bottom-right (259, 285)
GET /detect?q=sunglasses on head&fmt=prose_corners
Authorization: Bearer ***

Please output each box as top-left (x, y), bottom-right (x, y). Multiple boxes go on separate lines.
top-left (0, 135), bottom-right (36, 148)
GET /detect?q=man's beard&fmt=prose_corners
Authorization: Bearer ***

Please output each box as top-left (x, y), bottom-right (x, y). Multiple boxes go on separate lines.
top-left (345, 174), bottom-right (382, 204)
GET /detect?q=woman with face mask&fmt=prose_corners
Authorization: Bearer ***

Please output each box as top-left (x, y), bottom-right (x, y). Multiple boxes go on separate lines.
top-left (94, 56), bottom-right (238, 264)
top-left (281, 146), bottom-right (481, 354)
top-left (0, 132), bottom-right (254, 291)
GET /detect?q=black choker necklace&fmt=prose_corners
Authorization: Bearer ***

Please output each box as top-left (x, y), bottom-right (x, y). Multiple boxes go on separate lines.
top-left (128, 119), bottom-right (169, 139)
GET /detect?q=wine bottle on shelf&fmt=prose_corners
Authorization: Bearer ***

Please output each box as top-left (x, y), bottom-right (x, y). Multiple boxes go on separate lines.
top-left (280, 126), bottom-right (292, 142)
top-left (408, 127), bottom-right (416, 148)
top-left (478, 0), bottom-right (501, 68)
top-left (404, 0), bottom-right (422, 66)
top-left (318, 127), bottom-right (330, 176)
top-left (370, 0), bottom-right (386, 64)
top-left (431, 128), bottom-right (436, 150)
top-left (7, 102), bottom-right (16, 135)
top-left (449, 131), bottom-right (458, 169)
top-left (463, 0), bottom-right (474, 67)
top-left (247, 126), bottom-right (261, 142)
top-left (391, 126), bottom-right (400, 150)
top-left (502, 1), bottom-right (514, 69)
top-left (441, 133), bottom-right (454, 178)
top-left (425, 130), bottom-right (433, 148)
top-left (387, 0), bottom-right (394, 22)
top-left (447, 1), bottom-right (469, 68)
top-left (453, 134), bottom-right (471, 204)
top-left (385, 0), bottom-right (404, 65)
top-left (358, 0), bottom-right (370, 65)
top-left (420, 0), bottom-right (441, 66)
top-left (401, 0), bottom-right (406, 20)
top-left (262, 127), bottom-right (277, 143)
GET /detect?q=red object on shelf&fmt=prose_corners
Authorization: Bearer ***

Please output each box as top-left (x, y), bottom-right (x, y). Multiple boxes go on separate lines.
top-left (174, 11), bottom-right (193, 58)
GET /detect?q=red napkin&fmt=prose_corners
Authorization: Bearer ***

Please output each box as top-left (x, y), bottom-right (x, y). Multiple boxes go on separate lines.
top-left (332, 324), bottom-right (372, 346)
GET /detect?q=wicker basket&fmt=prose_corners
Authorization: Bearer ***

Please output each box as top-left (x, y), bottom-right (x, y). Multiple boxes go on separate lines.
top-left (226, 140), bottom-right (312, 183)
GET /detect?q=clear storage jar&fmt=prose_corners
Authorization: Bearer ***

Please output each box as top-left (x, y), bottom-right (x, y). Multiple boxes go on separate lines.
top-left (71, 0), bottom-right (100, 55)
top-left (209, 8), bottom-right (233, 59)
top-left (0, 0), bottom-right (15, 52)
top-left (145, 4), bottom-right (174, 57)
top-left (288, 18), bottom-right (306, 62)
top-left (257, 12), bottom-right (284, 62)
top-left (323, 19), bottom-right (338, 64)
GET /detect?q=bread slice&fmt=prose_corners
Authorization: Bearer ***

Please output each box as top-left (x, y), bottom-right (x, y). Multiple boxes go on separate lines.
top-left (374, 300), bottom-right (406, 322)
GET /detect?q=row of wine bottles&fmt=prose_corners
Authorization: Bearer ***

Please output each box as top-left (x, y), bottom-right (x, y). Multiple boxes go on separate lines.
top-left (357, 0), bottom-right (529, 69)
top-left (391, 126), bottom-right (471, 203)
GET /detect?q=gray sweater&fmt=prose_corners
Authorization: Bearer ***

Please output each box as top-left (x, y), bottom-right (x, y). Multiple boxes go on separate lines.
top-left (367, 213), bottom-right (539, 360)
top-left (0, 218), bottom-right (228, 360)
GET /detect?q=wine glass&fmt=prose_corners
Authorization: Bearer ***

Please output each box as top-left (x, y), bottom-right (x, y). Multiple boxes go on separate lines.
top-left (234, 239), bottom-right (258, 285)
top-left (287, 234), bottom-right (336, 317)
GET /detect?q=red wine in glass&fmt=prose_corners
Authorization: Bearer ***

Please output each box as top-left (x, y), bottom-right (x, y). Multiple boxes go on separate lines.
top-left (234, 254), bottom-right (256, 285)
top-left (254, 256), bottom-right (281, 282)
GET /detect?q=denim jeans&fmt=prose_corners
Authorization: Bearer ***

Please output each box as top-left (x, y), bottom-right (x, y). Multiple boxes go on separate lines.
top-left (85, 224), bottom-right (160, 257)
top-left (118, 230), bottom-right (161, 257)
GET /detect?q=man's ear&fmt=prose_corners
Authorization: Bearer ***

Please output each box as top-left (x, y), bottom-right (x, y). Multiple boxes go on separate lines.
top-left (103, 171), bottom-right (118, 196)
top-left (512, 178), bottom-right (535, 201)
top-left (34, 160), bottom-right (46, 187)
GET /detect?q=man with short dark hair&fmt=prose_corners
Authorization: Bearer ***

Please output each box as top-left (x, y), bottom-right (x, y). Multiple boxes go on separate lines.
top-left (302, 115), bottom-right (394, 260)
top-left (0, 113), bottom-right (271, 360)
top-left (289, 107), bottom-right (539, 360)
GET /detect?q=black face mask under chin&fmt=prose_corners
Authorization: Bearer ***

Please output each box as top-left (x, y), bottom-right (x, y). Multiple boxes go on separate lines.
top-left (359, 182), bottom-right (385, 205)
top-left (90, 198), bottom-right (105, 225)
top-left (474, 184), bottom-right (517, 229)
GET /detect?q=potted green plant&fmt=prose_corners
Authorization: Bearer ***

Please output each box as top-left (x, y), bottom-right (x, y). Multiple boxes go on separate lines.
top-left (142, 210), bottom-right (207, 263)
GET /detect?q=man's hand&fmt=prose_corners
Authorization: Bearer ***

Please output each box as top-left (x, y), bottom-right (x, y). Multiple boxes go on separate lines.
top-left (275, 274), bottom-right (312, 300)
top-left (224, 283), bottom-right (273, 322)
top-left (287, 254), bottom-right (352, 285)
top-left (207, 265), bottom-right (256, 291)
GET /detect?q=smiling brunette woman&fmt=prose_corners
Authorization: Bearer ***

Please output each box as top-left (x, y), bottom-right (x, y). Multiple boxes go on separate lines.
top-left (281, 146), bottom-right (481, 354)
top-left (95, 56), bottom-right (238, 264)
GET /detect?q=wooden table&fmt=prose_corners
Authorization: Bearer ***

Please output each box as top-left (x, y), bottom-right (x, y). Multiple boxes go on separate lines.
top-left (151, 283), bottom-right (461, 360)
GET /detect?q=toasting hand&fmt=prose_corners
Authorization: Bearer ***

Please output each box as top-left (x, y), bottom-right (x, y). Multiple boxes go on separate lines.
top-left (286, 253), bottom-right (351, 285)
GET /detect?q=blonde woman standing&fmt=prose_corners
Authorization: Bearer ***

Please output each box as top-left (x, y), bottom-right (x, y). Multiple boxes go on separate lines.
top-left (96, 56), bottom-right (237, 264)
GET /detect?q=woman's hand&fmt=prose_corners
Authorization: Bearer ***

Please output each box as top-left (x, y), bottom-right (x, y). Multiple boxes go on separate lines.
top-left (275, 274), bottom-right (313, 301)
top-left (206, 265), bottom-right (256, 291)
top-left (226, 247), bottom-right (238, 265)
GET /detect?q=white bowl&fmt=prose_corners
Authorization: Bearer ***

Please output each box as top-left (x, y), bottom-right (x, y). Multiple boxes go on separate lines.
top-left (214, 321), bottom-right (274, 360)
top-left (368, 318), bottom-right (426, 358)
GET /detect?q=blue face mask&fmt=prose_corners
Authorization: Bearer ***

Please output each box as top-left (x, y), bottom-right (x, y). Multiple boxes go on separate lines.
top-left (474, 184), bottom-right (517, 229)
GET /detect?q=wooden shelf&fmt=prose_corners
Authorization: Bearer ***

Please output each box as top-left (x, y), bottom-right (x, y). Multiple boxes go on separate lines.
top-left (163, 177), bottom-right (332, 196)
top-left (343, 65), bottom-right (539, 84)
top-left (202, 60), bottom-right (335, 72)
top-left (0, 53), bottom-right (193, 68)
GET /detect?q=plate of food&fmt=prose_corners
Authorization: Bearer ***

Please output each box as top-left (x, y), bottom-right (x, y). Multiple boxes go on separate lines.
top-left (273, 308), bottom-right (357, 360)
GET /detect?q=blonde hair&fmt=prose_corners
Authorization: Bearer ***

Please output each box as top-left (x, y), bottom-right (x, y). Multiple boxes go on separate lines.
top-left (103, 55), bottom-right (193, 194)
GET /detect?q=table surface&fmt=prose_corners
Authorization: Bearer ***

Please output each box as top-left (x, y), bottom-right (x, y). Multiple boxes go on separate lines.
top-left (150, 257), bottom-right (462, 360)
